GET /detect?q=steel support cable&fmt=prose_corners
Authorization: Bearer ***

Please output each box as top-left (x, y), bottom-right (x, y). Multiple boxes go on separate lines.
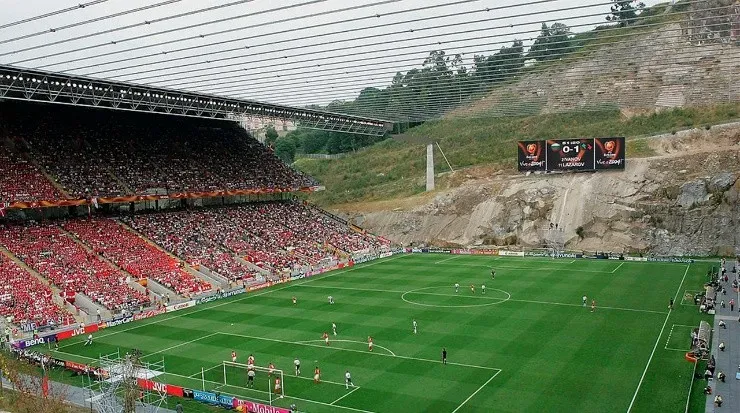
top-left (130, 1), bottom-right (716, 89)
top-left (159, 15), bottom-right (699, 92)
top-left (209, 26), bottom-right (732, 104)
top-left (107, 0), bottom-right (616, 82)
top-left (244, 46), bottom-right (737, 114)
top-left (0, 0), bottom-right (109, 31)
top-left (0, 0), bottom-right (183, 46)
top-left (3, 0), bottom-right (263, 62)
top-left (39, 0), bottom-right (563, 73)
top-left (58, 0), bottom-right (457, 73)
top-left (179, 14), bottom-right (696, 95)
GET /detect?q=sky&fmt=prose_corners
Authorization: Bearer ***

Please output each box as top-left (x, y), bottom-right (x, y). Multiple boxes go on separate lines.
top-left (0, 0), bottom-right (666, 108)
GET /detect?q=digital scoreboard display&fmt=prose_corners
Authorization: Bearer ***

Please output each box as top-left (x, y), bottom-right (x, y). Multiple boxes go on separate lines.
top-left (517, 137), bottom-right (625, 172)
top-left (546, 139), bottom-right (594, 171)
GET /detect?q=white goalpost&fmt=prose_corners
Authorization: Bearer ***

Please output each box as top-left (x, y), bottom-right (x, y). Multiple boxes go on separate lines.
top-left (220, 361), bottom-right (285, 405)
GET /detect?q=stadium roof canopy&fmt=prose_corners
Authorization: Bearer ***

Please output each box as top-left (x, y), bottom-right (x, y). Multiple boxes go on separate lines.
top-left (0, 0), bottom-right (737, 125)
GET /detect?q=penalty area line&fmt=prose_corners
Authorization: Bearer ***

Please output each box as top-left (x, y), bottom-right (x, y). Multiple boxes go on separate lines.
top-left (330, 386), bottom-right (361, 405)
top-left (450, 370), bottom-right (502, 413)
top-left (626, 264), bottom-right (690, 413)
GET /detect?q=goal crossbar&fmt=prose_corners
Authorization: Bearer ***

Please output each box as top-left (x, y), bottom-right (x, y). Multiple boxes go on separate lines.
top-left (221, 360), bottom-right (285, 405)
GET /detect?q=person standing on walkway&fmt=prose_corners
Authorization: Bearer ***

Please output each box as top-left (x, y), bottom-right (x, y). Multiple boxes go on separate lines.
top-left (730, 298), bottom-right (735, 312)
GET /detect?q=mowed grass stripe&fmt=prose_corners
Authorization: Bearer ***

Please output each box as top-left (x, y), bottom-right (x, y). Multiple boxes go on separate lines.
top-left (50, 254), bottom-right (703, 413)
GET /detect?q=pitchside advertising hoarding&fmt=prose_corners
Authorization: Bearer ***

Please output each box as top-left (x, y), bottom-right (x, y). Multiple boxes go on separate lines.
top-left (517, 137), bottom-right (625, 172)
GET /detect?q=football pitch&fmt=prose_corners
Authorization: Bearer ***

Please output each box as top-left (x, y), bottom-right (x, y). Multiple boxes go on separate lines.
top-left (51, 254), bottom-right (710, 413)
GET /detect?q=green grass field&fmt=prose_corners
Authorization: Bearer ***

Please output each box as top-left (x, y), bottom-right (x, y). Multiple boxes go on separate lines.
top-left (49, 254), bottom-right (711, 413)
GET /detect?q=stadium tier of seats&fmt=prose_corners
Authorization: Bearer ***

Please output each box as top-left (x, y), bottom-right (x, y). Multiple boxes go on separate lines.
top-left (123, 202), bottom-right (388, 274)
top-left (63, 219), bottom-right (212, 296)
top-left (0, 223), bottom-right (150, 312)
top-left (0, 142), bottom-right (64, 202)
top-left (0, 253), bottom-right (74, 327)
top-left (0, 103), bottom-right (316, 202)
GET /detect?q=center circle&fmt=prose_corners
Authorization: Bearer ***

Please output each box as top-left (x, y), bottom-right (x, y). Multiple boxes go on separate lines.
top-left (401, 286), bottom-right (511, 308)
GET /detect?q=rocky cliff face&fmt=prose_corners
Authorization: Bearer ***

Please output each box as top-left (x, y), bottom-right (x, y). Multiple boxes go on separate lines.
top-left (339, 123), bottom-right (740, 256)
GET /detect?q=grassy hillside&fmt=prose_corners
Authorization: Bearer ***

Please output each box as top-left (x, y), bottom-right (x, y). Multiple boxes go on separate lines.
top-left (296, 104), bottom-right (740, 206)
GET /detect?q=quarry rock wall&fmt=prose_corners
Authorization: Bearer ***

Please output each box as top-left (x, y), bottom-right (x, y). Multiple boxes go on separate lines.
top-left (342, 123), bottom-right (740, 256)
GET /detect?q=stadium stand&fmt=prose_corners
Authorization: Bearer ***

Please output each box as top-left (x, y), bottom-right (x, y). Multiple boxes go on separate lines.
top-left (122, 211), bottom-right (259, 282)
top-left (63, 219), bottom-right (212, 296)
top-left (0, 102), bottom-right (317, 201)
top-left (0, 253), bottom-right (74, 327)
top-left (0, 223), bottom-right (149, 312)
top-left (122, 202), bottom-right (388, 274)
top-left (0, 141), bottom-right (64, 202)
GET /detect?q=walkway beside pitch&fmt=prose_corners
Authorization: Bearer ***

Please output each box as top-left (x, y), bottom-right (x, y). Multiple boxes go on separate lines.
top-left (1, 375), bottom-right (176, 413)
top-left (704, 274), bottom-right (740, 413)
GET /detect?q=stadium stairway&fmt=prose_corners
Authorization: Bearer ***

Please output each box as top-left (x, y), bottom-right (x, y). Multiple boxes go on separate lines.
top-left (0, 246), bottom-right (83, 324)
top-left (704, 273), bottom-right (740, 412)
top-left (59, 226), bottom-right (182, 300)
top-left (115, 220), bottom-right (228, 289)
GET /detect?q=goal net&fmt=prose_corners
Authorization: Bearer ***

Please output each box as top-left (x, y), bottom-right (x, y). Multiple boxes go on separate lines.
top-left (213, 361), bottom-right (285, 404)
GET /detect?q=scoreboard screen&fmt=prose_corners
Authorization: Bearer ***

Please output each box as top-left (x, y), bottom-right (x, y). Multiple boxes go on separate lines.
top-left (545, 139), bottom-right (594, 171)
top-left (517, 137), bottom-right (625, 172)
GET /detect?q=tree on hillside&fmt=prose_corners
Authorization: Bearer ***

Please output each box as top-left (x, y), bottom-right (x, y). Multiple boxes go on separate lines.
top-left (274, 137), bottom-right (296, 163)
top-left (473, 40), bottom-right (525, 84)
top-left (264, 124), bottom-right (279, 146)
top-left (528, 23), bottom-right (572, 61)
top-left (606, 0), bottom-right (645, 27)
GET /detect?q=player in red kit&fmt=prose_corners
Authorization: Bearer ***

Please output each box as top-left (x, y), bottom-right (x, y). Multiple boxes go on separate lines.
top-left (274, 377), bottom-right (283, 398)
top-left (323, 332), bottom-right (330, 346)
top-left (231, 351), bottom-right (237, 363)
top-left (470, 284), bottom-right (475, 293)
top-left (368, 336), bottom-right (374, 352)
top-left (314, 366), bottom-right (321, 383)
top-left (591, 300), bottom-right (596, 312)
top-left (247, 354), bottom-right (255, 366)
top-left (268, 362), bottom-right (275, 377)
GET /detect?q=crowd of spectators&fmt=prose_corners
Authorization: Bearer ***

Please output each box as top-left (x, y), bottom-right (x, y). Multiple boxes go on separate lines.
top-left (122, 211), bottom-right (259, 281)
top-left (0, 141), bottom-right (64, 202)
top-left (63, 219), bottom-right (212, 296)
top-left (123, 202), bottom-right (388, 274)
top-left (0, 102), bottom-right (317, 201)
top-left (0, 223), bottom-right (149, 312)
top-left (0, 254), bottom-right (74, 327)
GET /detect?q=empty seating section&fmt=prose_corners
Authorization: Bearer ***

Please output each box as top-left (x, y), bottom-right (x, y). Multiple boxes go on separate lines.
top-left (0, 254), bottom-right (74, 327)
top-left (0, 224), bottom-right (149, 311)
top-left (0, 102), bottom-right (317, 202)
top-left (0, 143), bottom-right (63, 202)
top-left (63, 219), bottom-right (211, 296)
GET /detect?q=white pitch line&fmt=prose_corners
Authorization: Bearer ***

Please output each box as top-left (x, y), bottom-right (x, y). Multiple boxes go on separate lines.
top-left (457, 263), bottom-right (615, 273)
top-left (434, 255), bottom-right (462, 264)
top-left (611, 262), bottom-right (625, 273)
top-left (295, 284), bottom-right (667, 314)
top-left (164, 370), bottom-right (377, 413)
top-left (296, 339), bottom-right (396, 357)
top-left (330, 386), bottom-right (361, 405)
top-left (58, 254), bottom-right (409, 348)
top-left (626, 264), bottom-right (690, 413)
top-left (217, 331), bottom-right (500, 371)
top-left (141, 332), bottom-right (219, 359)
top-left (509, 298), bottom-right (667, 315)
top-left (190, 362), bottom-right (348, 386)
top-left (450, 370), bottom-right (502, 413)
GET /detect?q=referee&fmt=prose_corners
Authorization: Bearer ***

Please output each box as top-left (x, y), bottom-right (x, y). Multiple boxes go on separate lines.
top-left (442, 348), bottom-right (447, 365)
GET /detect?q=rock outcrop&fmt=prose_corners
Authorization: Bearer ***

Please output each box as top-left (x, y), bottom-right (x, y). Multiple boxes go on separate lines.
top-left (339, 123), bottom-right (740, 256)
